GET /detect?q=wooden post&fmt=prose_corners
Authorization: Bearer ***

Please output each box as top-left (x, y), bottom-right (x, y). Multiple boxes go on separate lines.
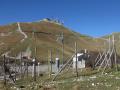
top-left (62, 32), bottom-right (64, 65)
top-left (56, 49), bottom-right (59, 72)
top-left (52, 54), bottom-right (75, 81)
top-left (48, 49), bottom-right (52, 78)
top-left (75, 42), bottom-right (78, 77)
top-left (32, 58), bottom-right (36, 81)
top-left (3, 55), bottom-right (6, 85)
top-left (14, 55), bottom-right (17, 82)
top-left (38, 62), bottom-right (40, 76)
top-left (108, 37), bottom-right (112, 68)
top-left (32, 30), bottom-right (37, 81)
top-left (26, 61), bottom-right (28, 78)
top-left (50, 49), bottom-right (52, 76)
top-left (114, 50), bottom-right (117, 71)
top-left (34, 59), bottom-right (36, 81)
top-left (112, 35), bottom-right (118, 71)
top-left (20, 52), bottom-right (22, 79)
top-left (32, 60), bottom-right (34, 77)
top-left (48, 50), bottom-right (52, 78)
top-left (48, 50), bottom-right (50, 78)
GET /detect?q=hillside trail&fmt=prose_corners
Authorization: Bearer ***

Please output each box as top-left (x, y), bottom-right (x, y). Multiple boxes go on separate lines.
top-left (2, 23), bottom-right (28, 58)
top-left (17, 22), bottom-right (28, 42)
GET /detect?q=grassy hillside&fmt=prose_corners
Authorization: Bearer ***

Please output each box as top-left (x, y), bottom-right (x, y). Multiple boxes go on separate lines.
top-left (0, 24), bottom-right (23, 55)
top-left (0, 20), bottom-right (103, 62)
top-left (102, 32), bottom-right (120, 54)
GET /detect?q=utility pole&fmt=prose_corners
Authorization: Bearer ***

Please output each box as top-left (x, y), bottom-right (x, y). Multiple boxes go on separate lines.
top-left (75, 42), bottom-right (78, 77)
top-left (56, 32), bottom-right (64, 65)
top-left (33, 31), bottom-right (36, 81)
top-left (62, 32), bottom-right (64, 65)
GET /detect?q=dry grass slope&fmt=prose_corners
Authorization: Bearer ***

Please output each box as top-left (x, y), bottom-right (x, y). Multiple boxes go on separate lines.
top-left (0, 21), bottom-right (104, 62)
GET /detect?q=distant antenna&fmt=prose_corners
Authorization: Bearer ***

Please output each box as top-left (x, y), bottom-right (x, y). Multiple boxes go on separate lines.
top-left (61, 20), bottom-right (64, 25)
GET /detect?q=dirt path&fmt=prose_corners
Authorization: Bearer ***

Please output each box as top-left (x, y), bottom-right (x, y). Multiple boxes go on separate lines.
top-left (17, 22), bottom-right (28, 42)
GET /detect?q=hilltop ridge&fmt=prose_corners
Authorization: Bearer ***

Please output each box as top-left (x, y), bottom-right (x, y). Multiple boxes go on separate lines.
top-left (0, 19), bottom-right (117, 62)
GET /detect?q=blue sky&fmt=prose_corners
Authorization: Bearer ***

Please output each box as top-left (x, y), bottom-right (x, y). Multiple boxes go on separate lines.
top-left (0, 0), bottom-right (120, 37)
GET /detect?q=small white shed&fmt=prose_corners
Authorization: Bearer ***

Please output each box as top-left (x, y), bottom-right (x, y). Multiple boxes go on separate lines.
top-left (73, 53), bottom-right (85, 69)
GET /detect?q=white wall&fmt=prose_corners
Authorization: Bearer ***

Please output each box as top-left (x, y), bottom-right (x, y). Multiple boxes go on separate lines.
top-left (73, 53), bottom-right (85, 69)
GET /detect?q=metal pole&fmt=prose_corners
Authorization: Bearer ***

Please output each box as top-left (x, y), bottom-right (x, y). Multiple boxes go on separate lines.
top-left (75, 42), bottom-right (78, 77)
